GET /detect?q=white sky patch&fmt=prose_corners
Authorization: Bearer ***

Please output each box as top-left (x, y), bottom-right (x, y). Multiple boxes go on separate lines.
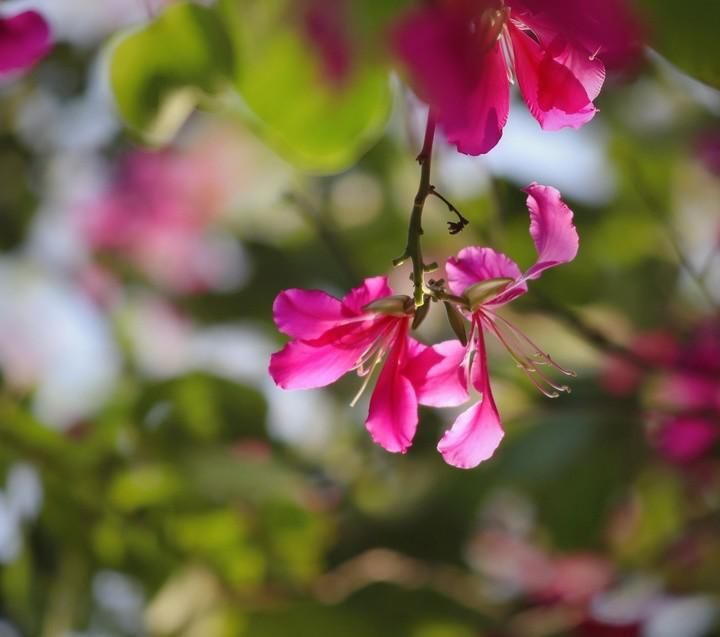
top-left (0, 260), bottom-right (120, 429)
top-left (437, 103), bottom-right (616, 206)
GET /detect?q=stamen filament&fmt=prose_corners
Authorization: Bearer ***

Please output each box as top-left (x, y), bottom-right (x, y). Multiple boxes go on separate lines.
top-left (489, 312), bottom-right (576, 377)
top-left (478, 311), bottom-right (573, 399)
top-left (500, 24), bottom-right (516, 84)
top-left (350, 348), bottom-right (385, 407)
top-left (351, 322), bottom-right (397, 375)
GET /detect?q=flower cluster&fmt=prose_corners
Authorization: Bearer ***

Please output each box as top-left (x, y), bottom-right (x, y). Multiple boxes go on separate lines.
top-left (80, 147), bottom-right (241, 293)
top-left (270, 184), bottom-right (579, 468)
top-left (603, 320), bottom-right (720, 464)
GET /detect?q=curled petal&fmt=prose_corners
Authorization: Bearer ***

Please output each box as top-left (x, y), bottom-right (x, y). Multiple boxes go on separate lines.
top-left (273, 288), bottom-right (346, 339)
top-left (437, 328), bottom-right (504, 468)
top-left (446, 246), bottom-right (526, 303)
top-left (392, 6), bottom-right (510, 155)
top-left (437, 396), bottom-right (505, 469)
top-left (366, 329), bottom-right (418, 453)
top-left (510, 25), bottom-right (600, 131)
top-left (405, 339), bottom-right (469, 408)
top-left (523, 183), bottom-right (579, 280)
top-left (0, 11), bottom-right (51, 75)
top-left (343, 276), bottom-right (393, 314)
top-left (269, 339), bottom-right (365, 390)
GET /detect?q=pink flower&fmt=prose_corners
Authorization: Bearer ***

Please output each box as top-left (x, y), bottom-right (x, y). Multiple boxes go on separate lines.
top-left (81, 148), bottom-right (237, 293)
top-left (601, 330), bottom-right (678, 396)
top-left (392, 0), bottom-right (642, 154)
top-left (696, 130), bottom-right (720, 177)
top-left (469, 530), bottom-right (613, 605)
top-left (439, 183), bottom-right (579, 468)
top-left (300, 0), bottom-right (354, 86)
top-left (269, 276), bottom-right (468, 454)
top-left (0, 11), bottom-right (52, 75)
top-left (656, 416), bottom-right (718, 464)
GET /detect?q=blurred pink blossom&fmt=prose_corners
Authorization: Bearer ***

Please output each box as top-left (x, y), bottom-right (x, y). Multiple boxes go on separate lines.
top-left (603, 319), bottom-right (720, 464)
top-left (601, 330), bottom-right (678, 396)
top-left (656, 416), bottom-right (718, 464)
top-left (469, 530), bottom-right (614, 605)
top-left (80, 146), bottom-right (240, 293)
top-left (301, 0), bottom-right (353, 86)
top-left (696, 131), bottom-right (720, 177)
top-left (0, 10), bottom-right (52, 75)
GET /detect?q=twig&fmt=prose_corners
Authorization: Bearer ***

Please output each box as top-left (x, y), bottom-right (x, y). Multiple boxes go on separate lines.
top-left (429, 185), bottom-right (470, 235)
top-left (393, 113), bottom-right (439, 306)
top-left (630, 167), bottom-right (718, 310)
top-left (533, 292), bottom-right (654, 368)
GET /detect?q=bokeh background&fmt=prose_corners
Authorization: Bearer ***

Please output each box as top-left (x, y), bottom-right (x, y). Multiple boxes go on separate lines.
top-left (0, 1), bottom-right (719, 636)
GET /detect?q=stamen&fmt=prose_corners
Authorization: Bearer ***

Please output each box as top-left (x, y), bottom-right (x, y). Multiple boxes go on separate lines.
top-left (351, 321), bottom-right (397, 375)
top-left (490, 312), bottom-right (576, 377)
top-left (472, 6), bottom-right (510, 53)
top-left (349, 322), bottom-right (403, 407)
top-left (478, 311), bottom-right (574, 399)
top-left (350, 348), bottom-right (385, 407)
top-left (500, 24), bottom-right (516, 84)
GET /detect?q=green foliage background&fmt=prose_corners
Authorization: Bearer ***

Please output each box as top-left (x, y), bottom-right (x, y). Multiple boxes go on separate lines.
top-left (0, 1), bottom-right (719, 636)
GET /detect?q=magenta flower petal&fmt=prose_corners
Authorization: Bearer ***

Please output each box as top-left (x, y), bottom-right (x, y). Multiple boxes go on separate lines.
top-left (0, 11), bottom-right (51, 75)
top-left (446, 246), bottom-right (525, 300)
top-left (405, 339), bottom-right (469, 408)
top-left (657, 417), bottom-right (718, 464)
top-left (269, 338), bottom-right (367, 390)
top-left (442, 41), bottom-right (510, 155)
top-left (273, 288), bottom-right (347, 339)
top-left (437, 331), bottom-right (504, 469)
top-left (438, 399), bottom-right (504, 468)
top-left (342, 276), bottom-right (393, 314)
top-left (392, 5), bottom-right (510, 155)
top-left (508, 0), bottom-right (644, 72)
top-left (366, 328), bottom-right (418, 453)
top-left (301, 0), bottom-right (353, 86)
top-left (523, 183), bottom-right (579, 280)
top-left (510, 25), bottom-right (600, 131)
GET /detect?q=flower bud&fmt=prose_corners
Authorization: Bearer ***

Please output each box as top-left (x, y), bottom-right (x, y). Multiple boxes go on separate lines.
top-left (463, 277), bottom-right (513, 310)
top-left (363, 295), bottom-right (414, 316)
top-left (444, 302), bottom-right (467, 346)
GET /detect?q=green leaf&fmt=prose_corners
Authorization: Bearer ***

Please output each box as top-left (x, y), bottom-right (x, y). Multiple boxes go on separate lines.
top-left (109, 2), bottom-right (234, 143)
top-left (638, 0), bottom-right (720, 88)
top-left (234, 4), bottom-right (391, 173)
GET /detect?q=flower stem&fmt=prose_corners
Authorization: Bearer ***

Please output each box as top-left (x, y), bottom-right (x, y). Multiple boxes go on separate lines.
top-left (394, 113), bottom-right (438, 306)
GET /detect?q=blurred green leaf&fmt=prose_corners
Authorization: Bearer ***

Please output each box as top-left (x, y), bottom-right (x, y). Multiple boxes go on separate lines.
top-left (136, 374), bottom-right (267, 447)
top-left (234, 3), bottom-right (391, 173)
top-left (638, 0), bottom-right (720, 88)
top-left (109, 2), bottom-right (234, 143)
top-left (109, 464), bottom-right (182, 511)
top-left (614, 468), bottom-right (684, 566)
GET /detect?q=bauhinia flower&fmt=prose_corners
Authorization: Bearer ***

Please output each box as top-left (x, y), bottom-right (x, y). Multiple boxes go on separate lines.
top-left (438, 183), bottom-right (579, 468)
top-left (392, 0), bottom-right (642, 154)
top-left (0, 10), bottom-right (52, 76)
top-left (269, 276), bottom-right (468, 454)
